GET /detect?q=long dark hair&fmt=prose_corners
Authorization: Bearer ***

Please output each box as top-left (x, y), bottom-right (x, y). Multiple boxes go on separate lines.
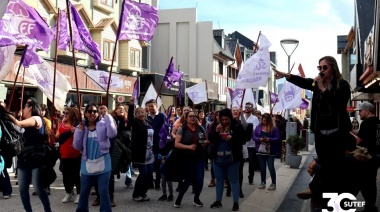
top-left (40, 104), bottom-right (50, 119)
top-left (84, 103), bottom-right (100, 126)
top-left (26, 101), bottom-right (41, 117)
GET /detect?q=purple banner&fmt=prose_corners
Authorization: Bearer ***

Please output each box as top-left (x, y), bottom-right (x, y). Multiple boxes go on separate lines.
top-left (69, 1), bottom-right (101, 68)
top-left (270, 91), bottom-right (279, 104)
top-left (178, 77), bottom-right (182, 105)
top-left (164, 60), bottom-right (183, 89)
top-left (57, 9), bottom-right (70, 50)
top-left (228, 87), bottom-right (235, 100)
top-left (117, 0), bottom-right (158, 41)
top-left (299, 98), bottom-right (309, 109)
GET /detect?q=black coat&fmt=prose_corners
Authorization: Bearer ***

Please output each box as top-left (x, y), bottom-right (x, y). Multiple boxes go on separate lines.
top-left (128, 104), bottom-right (149, 164)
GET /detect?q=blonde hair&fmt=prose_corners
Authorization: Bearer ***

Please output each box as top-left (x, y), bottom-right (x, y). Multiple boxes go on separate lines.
top-left (134, 107), bottom-right (146, 117)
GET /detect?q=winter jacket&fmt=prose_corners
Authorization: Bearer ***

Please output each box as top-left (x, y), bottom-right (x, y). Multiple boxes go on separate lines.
top-left (252, 124), bottom-right (281, 155)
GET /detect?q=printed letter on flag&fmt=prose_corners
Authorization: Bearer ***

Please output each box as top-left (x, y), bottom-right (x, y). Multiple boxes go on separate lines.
top-left (141, 83), bottom-right (162, 109)
top-left (185, 82), bottom-right (208, 104)
top-left (234, 33), bottom-right (271, 89)
top-left (117, 0), bottom-right (158, 41)
top-left (272, 80), bottom-right (303, 114)
top-left (231, 88), bottom-right (256, 108)
top-left (85, 69), bottom-right (123, 90)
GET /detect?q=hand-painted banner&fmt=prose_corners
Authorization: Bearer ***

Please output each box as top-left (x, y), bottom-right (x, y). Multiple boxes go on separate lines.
top-left (117, 0), bottom-right (158, 41)
top-left (16, 57), bottom-right (72, 111)
top-left (185, 82), bottom-right (208, 104)
top-left (0, 45), bottom-right (16, 81)
top-left (141, 83), bottom-right (162, 109)
top-left (85, 69), bottom-right (123, 90)
top-left (234, 33), bottom-right (271, 89)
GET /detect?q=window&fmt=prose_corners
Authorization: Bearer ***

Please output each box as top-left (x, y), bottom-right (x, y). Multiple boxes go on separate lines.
top-left (219, 61), bottom-right (223, 75)
top-left (100, 0), bottom-right (113, 7)
top-left (103, 40), bottom-right (115, 61)
top-left (130, 48), bottom-right (141, 67)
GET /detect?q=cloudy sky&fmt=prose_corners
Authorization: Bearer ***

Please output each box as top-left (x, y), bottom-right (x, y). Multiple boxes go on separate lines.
top-left (158, 0), bottom-right (354, 78)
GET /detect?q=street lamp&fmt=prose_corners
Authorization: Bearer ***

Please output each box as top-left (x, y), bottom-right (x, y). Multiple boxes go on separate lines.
top-left (280, 38), bottom-right (299, 164)
top-left (183, 74), bottom-right (189, 106)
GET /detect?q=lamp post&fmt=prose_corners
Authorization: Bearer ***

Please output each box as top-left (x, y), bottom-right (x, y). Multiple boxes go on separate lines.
top-left (183, 74), bottom-right (189, 106)
top-left (280, 38), bottom-right (299, 164)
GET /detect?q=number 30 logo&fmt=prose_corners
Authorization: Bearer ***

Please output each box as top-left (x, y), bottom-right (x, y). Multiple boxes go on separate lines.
top-left (322, 193), bottom-right (363, 212)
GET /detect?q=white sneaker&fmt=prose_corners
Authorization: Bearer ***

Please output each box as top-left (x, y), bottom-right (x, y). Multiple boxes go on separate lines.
top-left (62, 193), bottom-right (72, 203)
top-left (74, 195), bottom-right (80, 204)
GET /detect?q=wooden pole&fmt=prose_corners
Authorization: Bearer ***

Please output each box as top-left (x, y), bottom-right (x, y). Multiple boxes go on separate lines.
top-left (19, 67), bottom-right (26, 121)
top-left (51, 9), bottom-right (60, 127)
top-left (105, 41), bottom-right (119, 106)
top-left (156, 57), bottom-right (173, 100)
top-left (7, 45), bottom-right (27, 111)
top-left (66, 0), bottom-right (81, 113)
top-left (240, 31), bottom-right (262, 109)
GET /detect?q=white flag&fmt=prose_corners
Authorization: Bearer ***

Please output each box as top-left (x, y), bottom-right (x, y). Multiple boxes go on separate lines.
top-left (272, 78), bottom-right (303, 114)
top-left (17, 57), bottom-right (72, 111)
top-left (235, 33), bottom-right (271, 89)
top-left (0, 45), bottom-right (16, 81)
top-left (185, 82), bottom-right (208, 104)
top-left (85, 69), bottom-right (123, 90)
top-left (141, 83), bottom-right (162, 109)
top-left (231, 88), bottom-right (256, 108)
top-left (256, 104), bottom-right (269, 114)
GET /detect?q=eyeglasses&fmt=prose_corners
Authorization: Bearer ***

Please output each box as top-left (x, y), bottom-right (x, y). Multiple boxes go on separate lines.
top-left (188, 115), bottom-right (196, 118)
top-left (87, 110), bottom-right (98, 114)
top-left (317, 65), bottom-right (328, 71)
top-left (245, 106), bottom-right (252, 109)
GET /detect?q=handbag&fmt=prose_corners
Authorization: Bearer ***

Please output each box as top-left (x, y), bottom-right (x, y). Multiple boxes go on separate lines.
top-left (0, 119), bottom-right (24, 157)
top-left (86, 156), bottom-right (105, 174)
top-left (257, 142), bottom-right (270, 154)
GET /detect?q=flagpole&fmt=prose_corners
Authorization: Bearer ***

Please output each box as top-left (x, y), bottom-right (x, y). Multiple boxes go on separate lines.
top-left (7, 45), bottom-right (27, 111)
top-left (240, 31), bottom-right (261, 109)
top-left (156, 56), bottom-right (173, 101)
top-left (288, 62), bottom-right (295, 74)
top-left (66, 0), bottom-right (81, 113)
top-left (19, 67), bottom-right (26, 121)
top-left (51, 9), bottom-right (60, 126)
top-left (270, 97), bottom-right (279, 115)
top-left (105, 40), bottom-right (118, 106)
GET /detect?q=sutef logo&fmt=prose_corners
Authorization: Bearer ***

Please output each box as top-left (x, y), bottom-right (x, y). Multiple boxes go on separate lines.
top-left (322, 193), bottom-right (365, 212)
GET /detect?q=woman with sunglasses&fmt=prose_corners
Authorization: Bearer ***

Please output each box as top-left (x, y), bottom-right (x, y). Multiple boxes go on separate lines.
top-left (7, 100), bottom-right (52, 212)
top-left (273, 56), bottom-right (352, 205)
top-left (252, 113), bottom-right (280, 190)
top-left (209, 108), bottom-right (245, 211)
top-left (73, 103), bottom-right (117, 212)
top-left (52, 107), bottom-right (81, 204)
top-left (173, 111), bottom-right (208, 208)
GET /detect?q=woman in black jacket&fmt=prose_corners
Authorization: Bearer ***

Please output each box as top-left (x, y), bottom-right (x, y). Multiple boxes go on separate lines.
top-left (208, 108), bottom-right (245, 211)
top-left (128, 99), bottom-right (154, 202)
top-left (274, 56), bottom-right (352, 201)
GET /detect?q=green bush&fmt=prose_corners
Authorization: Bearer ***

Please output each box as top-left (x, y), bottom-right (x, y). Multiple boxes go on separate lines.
top-left (287, 135), bottom-right (305, 155)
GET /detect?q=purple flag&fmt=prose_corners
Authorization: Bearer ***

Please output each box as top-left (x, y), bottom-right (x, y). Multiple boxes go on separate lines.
top-left (270, 91), bottom-right (279, 104)
top-left (57, 9), bottom-right (70, 50)
top-left (132, 78), bottom-right (139, 105)
top-left (178, 77), bottom-right (182, 105)
top-left (159, 106), bottom-right (172, 149)
top-left (69, 1), bottom-right (101, 68)
top-left (117, 0), bottom-right (158, 41)
top-left (164, 60), bottom-right (183, 89)
top-left (228, 87), bottom-right (235, 100)
top-left (299, 98), bottom-right (309, 109)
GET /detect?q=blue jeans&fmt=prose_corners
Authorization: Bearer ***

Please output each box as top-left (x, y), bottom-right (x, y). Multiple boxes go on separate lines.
top-left (18, 167), bottom-right (51, 212)
top-left (133, 163), bottom-right (154, 198)
top-left (176, 160), bottom-right (205, 203)
top-left (258, 155), bottom-right (276, 184)
top-left (76, 171), bottom-right (111, 212)
top-left (214, 162), bottom-right (240, 203)
top-left (0, 168), bottom-right (12, 196)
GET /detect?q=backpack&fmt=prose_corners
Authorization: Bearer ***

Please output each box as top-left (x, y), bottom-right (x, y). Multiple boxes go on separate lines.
top-left (0, 119), bottom-right (24, 157)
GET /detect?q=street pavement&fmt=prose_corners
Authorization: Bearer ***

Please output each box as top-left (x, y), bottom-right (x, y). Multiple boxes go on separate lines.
top-left (3, 144), bottom-right (379, 211)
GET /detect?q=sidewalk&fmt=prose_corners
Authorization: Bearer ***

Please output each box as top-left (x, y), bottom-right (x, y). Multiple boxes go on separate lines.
top-left (240, 146), bottom-right (314, 212)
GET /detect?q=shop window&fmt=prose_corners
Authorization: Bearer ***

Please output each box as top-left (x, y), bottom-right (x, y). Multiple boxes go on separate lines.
top-left (103, 40), bottom-right (115, 61)
top-left (100, 0), bottom-right (113, 7)
top-left (130, 48), bottom-right (141, 67)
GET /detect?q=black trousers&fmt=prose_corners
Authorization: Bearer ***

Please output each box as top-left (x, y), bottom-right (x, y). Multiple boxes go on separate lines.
top-left (60, 156), bottom-right (81, 194)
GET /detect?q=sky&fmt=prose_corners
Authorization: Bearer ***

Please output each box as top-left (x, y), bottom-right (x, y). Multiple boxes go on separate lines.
top-left (157, 0), bottom-right (354, 78)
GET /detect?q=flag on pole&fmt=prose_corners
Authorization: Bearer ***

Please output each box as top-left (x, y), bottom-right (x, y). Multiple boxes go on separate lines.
top-left (269, 91), bottom-right (279, 104)
top-left (159, 106), bottom-right (172, 149)
top-left (234, 33), bottom-right (271, 89)
top-left (116, 0), bottom-right (158, 41)
top-left (0, 45), bottom-right (16, 81)
top-left (178, 77), bottom-right (182, 105)
top-left (57, 8), bottom-right (70, 50)
top-left (141, 83), bottom-right (162, 109)
top-left (17, 56), bottom-right (72, 111)
top-left (85, 69), bottom-right (123, 90)
top-left (163, 60), bottom-right (183, 89)
top-left (66, 1), bottom-right (101, 68)
top-left (185, 82), bottom-right (208, 104)
top-left (272, 78), bottom-right (303, 114)
top-left (231, 88), bottom-right (256, 108)
top-left (226, 87), bottom-right (235, 108)
top-left (299, 98), bottom-right (309, 109)
top-left (132, 78), bottom-right (139, 105)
